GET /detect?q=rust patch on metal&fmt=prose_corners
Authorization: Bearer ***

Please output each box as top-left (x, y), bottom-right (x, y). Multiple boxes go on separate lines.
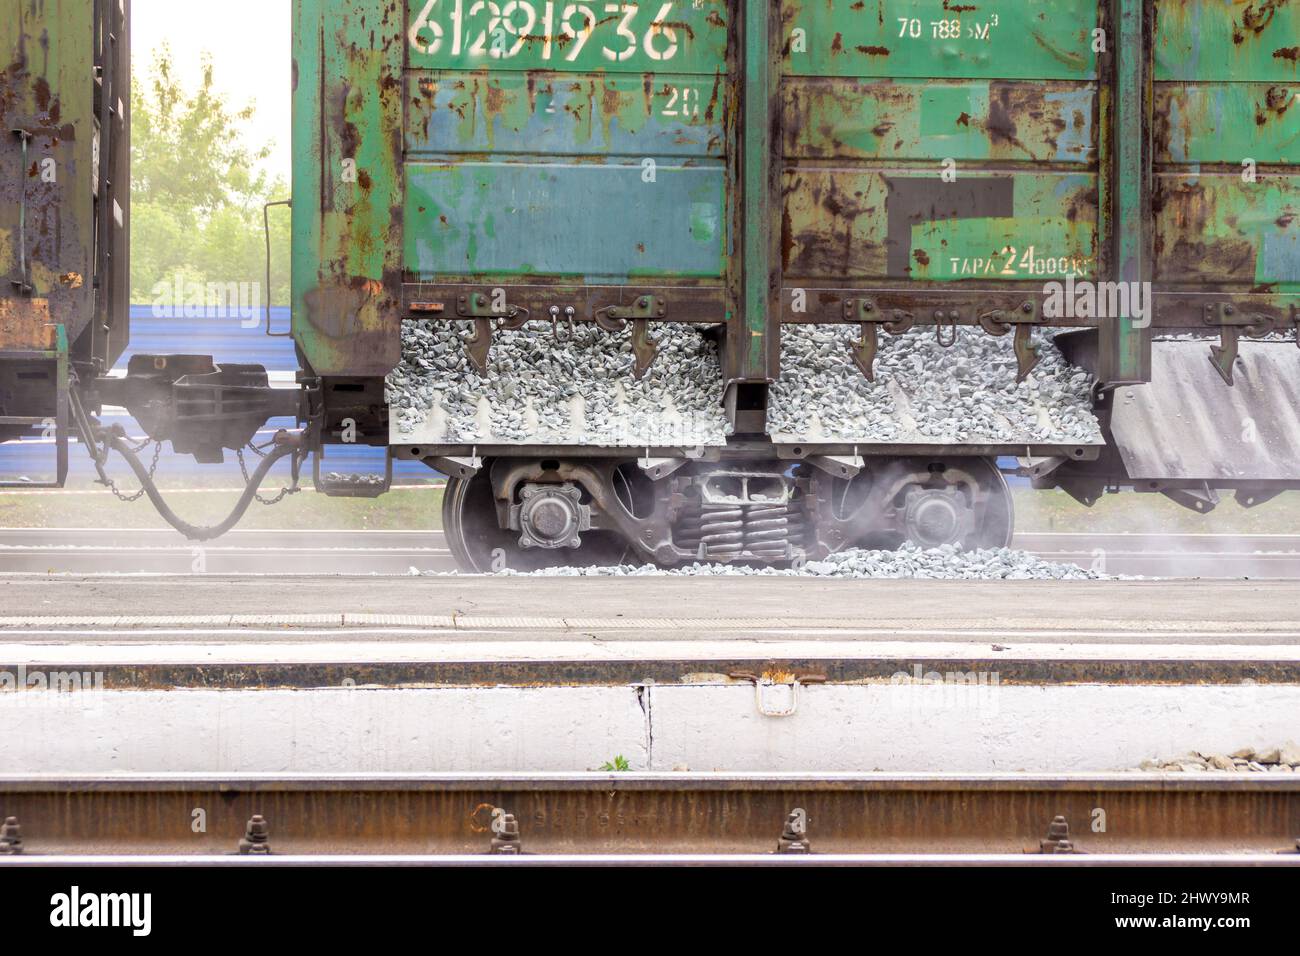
top-left (0, 299), bottom-right (54, 349)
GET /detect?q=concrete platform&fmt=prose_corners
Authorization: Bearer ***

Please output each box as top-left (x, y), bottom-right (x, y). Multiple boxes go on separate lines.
top-left (1, 576), bottom-right (1299, 644)
top-left (3, 575), bottom-right (1298, 775)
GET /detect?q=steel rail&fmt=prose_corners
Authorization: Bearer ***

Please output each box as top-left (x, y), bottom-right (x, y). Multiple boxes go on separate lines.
top-left (1, 774), bottom-right (1297, 859)
top-left (3, 854), bottom-right (1298, 868)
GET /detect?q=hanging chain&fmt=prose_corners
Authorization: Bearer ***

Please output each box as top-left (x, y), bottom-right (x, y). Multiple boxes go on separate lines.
top-left (96, 437), bottom-right (299, 509)
top-left (100, 441), bottom-right (163, 503)
top-left (237, 445), bottom-right (301, 506)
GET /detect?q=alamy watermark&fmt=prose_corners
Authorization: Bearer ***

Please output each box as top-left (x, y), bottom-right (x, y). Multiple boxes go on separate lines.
top-left (0, 666), bottom-right (106, 711)
top-left (1042, 276), bottom-right (1152, 328)
top-left (886, 665), bottom-right (1002, 718)
top-left (150, 274), bottom-right (262, 328)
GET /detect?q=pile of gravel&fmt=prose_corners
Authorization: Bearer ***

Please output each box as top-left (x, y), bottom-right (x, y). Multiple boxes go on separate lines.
top-left (769, 325), bottom-right (1102, 445)
top-left (1137, 745), bottom-right (1300, 773)
top-left (390, 320), bottom-right (1103, 449)
top-left (493, 544), bottom-right (1112, 581)
top-left (388, 320), bottom-right (729, 447)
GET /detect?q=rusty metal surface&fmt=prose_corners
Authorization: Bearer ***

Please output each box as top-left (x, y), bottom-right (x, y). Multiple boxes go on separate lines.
top-left (0, 2), bottom-right (95, 345)
top-left (11, 658), bottom-right (1300, 691)
top-left (291, 0), bottom-right (407, 379)
top-left (0, 774), bottom-right (1296, 856)
top-left (1153, 0), bottom-right (1299, 299)
top-left (0, 298), bottom-right (54, 350)
top-left (0, 1), bottom-right (129, 371)
top-left (1110, 340), bottom-right (1300, 482)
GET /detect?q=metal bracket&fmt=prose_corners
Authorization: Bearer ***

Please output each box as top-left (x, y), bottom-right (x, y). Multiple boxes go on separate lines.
top-left (312, 448), bottom-right (393, 498)
top-left (844, 299), bottom-right (916, 381)
top-left (603, 295), bottom-right (666, 324)
top-left (730, 671), bottom-right (826, 718)
top-left (806, 454), bottom-right (865, 479)
top-left (431, 454), bottom-right (483, 480)
top-left (548, 305), bottom-right (577, 340)
top-left (1235, 488), bottom-right (1283, 510)
top-left (1204, 302), bottom-right (1274, 386)
top-left (978, 301), bottom-right (1041, 382)
top-left (1162, 482), bottom-right (1220, 515)
top-left (456, 292), bottom-right (530, 374)
top-left (1017, 456), bottom-right (1069, 481)
top-left (637, 456), bottom-right (689, 481)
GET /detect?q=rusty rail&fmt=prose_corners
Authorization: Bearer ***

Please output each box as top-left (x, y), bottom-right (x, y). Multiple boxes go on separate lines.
top-left (0, 774), bottom-right (1297, 860)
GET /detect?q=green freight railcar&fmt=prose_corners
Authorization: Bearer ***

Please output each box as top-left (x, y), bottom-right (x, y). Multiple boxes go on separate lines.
top-left (288, 0), bottom-right (1296, 569)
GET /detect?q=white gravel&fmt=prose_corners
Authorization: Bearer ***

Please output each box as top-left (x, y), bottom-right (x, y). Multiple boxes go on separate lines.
top-left (488, 544), bottom-right (1114, 581)
top-left (389, 321), bottom-right (1103, 448)
top-left (768, 325), bottom-right (1103, 445)
top-left (388, 320), bottom-right (730, 447)
top-left (1138, 745), bottom-right (1300, 773)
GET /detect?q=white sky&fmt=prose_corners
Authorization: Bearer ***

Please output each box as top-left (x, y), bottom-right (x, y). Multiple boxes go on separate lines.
top-left (132, 0), bottom-right (293, 184)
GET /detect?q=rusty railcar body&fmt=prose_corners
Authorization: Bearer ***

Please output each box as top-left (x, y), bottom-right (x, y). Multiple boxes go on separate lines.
top-left (1, 0), bottom-right (130, 486)
top-left (2, 1), bottom-right (1299, 569)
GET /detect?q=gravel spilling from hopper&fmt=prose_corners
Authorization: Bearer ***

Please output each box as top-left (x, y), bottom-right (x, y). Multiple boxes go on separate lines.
top-left (389, 321), bottom-right (1103, 447)
top-left (487, 544), bottom-right (1114, 581)
top-left (388, 321), bottom-right (730, 447)
top-left (769, 325), bottom-right (1103, 445)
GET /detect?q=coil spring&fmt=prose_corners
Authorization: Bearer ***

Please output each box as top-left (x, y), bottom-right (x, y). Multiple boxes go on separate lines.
top-left (675, 505), bottom-right (745, 558)
top-left (745, 503), bottom-right (798, 559)
top-left (675, 502), bottom-right (806, 561)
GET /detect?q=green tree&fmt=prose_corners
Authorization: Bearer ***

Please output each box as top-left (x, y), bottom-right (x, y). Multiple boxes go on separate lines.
top-left (130, 46), bottom-right (291, 306)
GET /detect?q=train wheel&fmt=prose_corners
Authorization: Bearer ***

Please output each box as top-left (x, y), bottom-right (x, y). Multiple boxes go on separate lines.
top-left (441, 465), bottom-right (641, 573)
top-left (813, 456), bottom-right (1014, 553)
top-left (959, 457), bottom-right (1015, 551)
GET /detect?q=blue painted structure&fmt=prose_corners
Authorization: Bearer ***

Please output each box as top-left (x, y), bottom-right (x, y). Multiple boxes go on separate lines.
top-left (1, 307), bottom-right (433, 484)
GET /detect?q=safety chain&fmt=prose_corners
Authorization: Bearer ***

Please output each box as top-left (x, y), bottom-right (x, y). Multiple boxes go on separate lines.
top-left (237, 445), bottom-right (302, 506)
top-left (99, 442), bottom-right (162, 503)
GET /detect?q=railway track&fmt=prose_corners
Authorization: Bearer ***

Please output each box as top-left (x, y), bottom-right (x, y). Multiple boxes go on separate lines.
top-left (0, 529), bottom-right (1298, 577)
top-left (0, 774), bottom-right (1296, 863)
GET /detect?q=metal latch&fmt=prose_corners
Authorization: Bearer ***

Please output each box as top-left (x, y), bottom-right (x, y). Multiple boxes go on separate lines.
top-left (456, 291), bottom-right (530, 374)
top-left (602, 295), bottom-right (667, 323)
top-left (596, 297), bottom-right (666, 381)
top-left (1203, 302), bottom-right (1274, 386)
top-left (979, 301), bottom-right (1041, 382)
top-left (844, 299), bottom-right (916, 382)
